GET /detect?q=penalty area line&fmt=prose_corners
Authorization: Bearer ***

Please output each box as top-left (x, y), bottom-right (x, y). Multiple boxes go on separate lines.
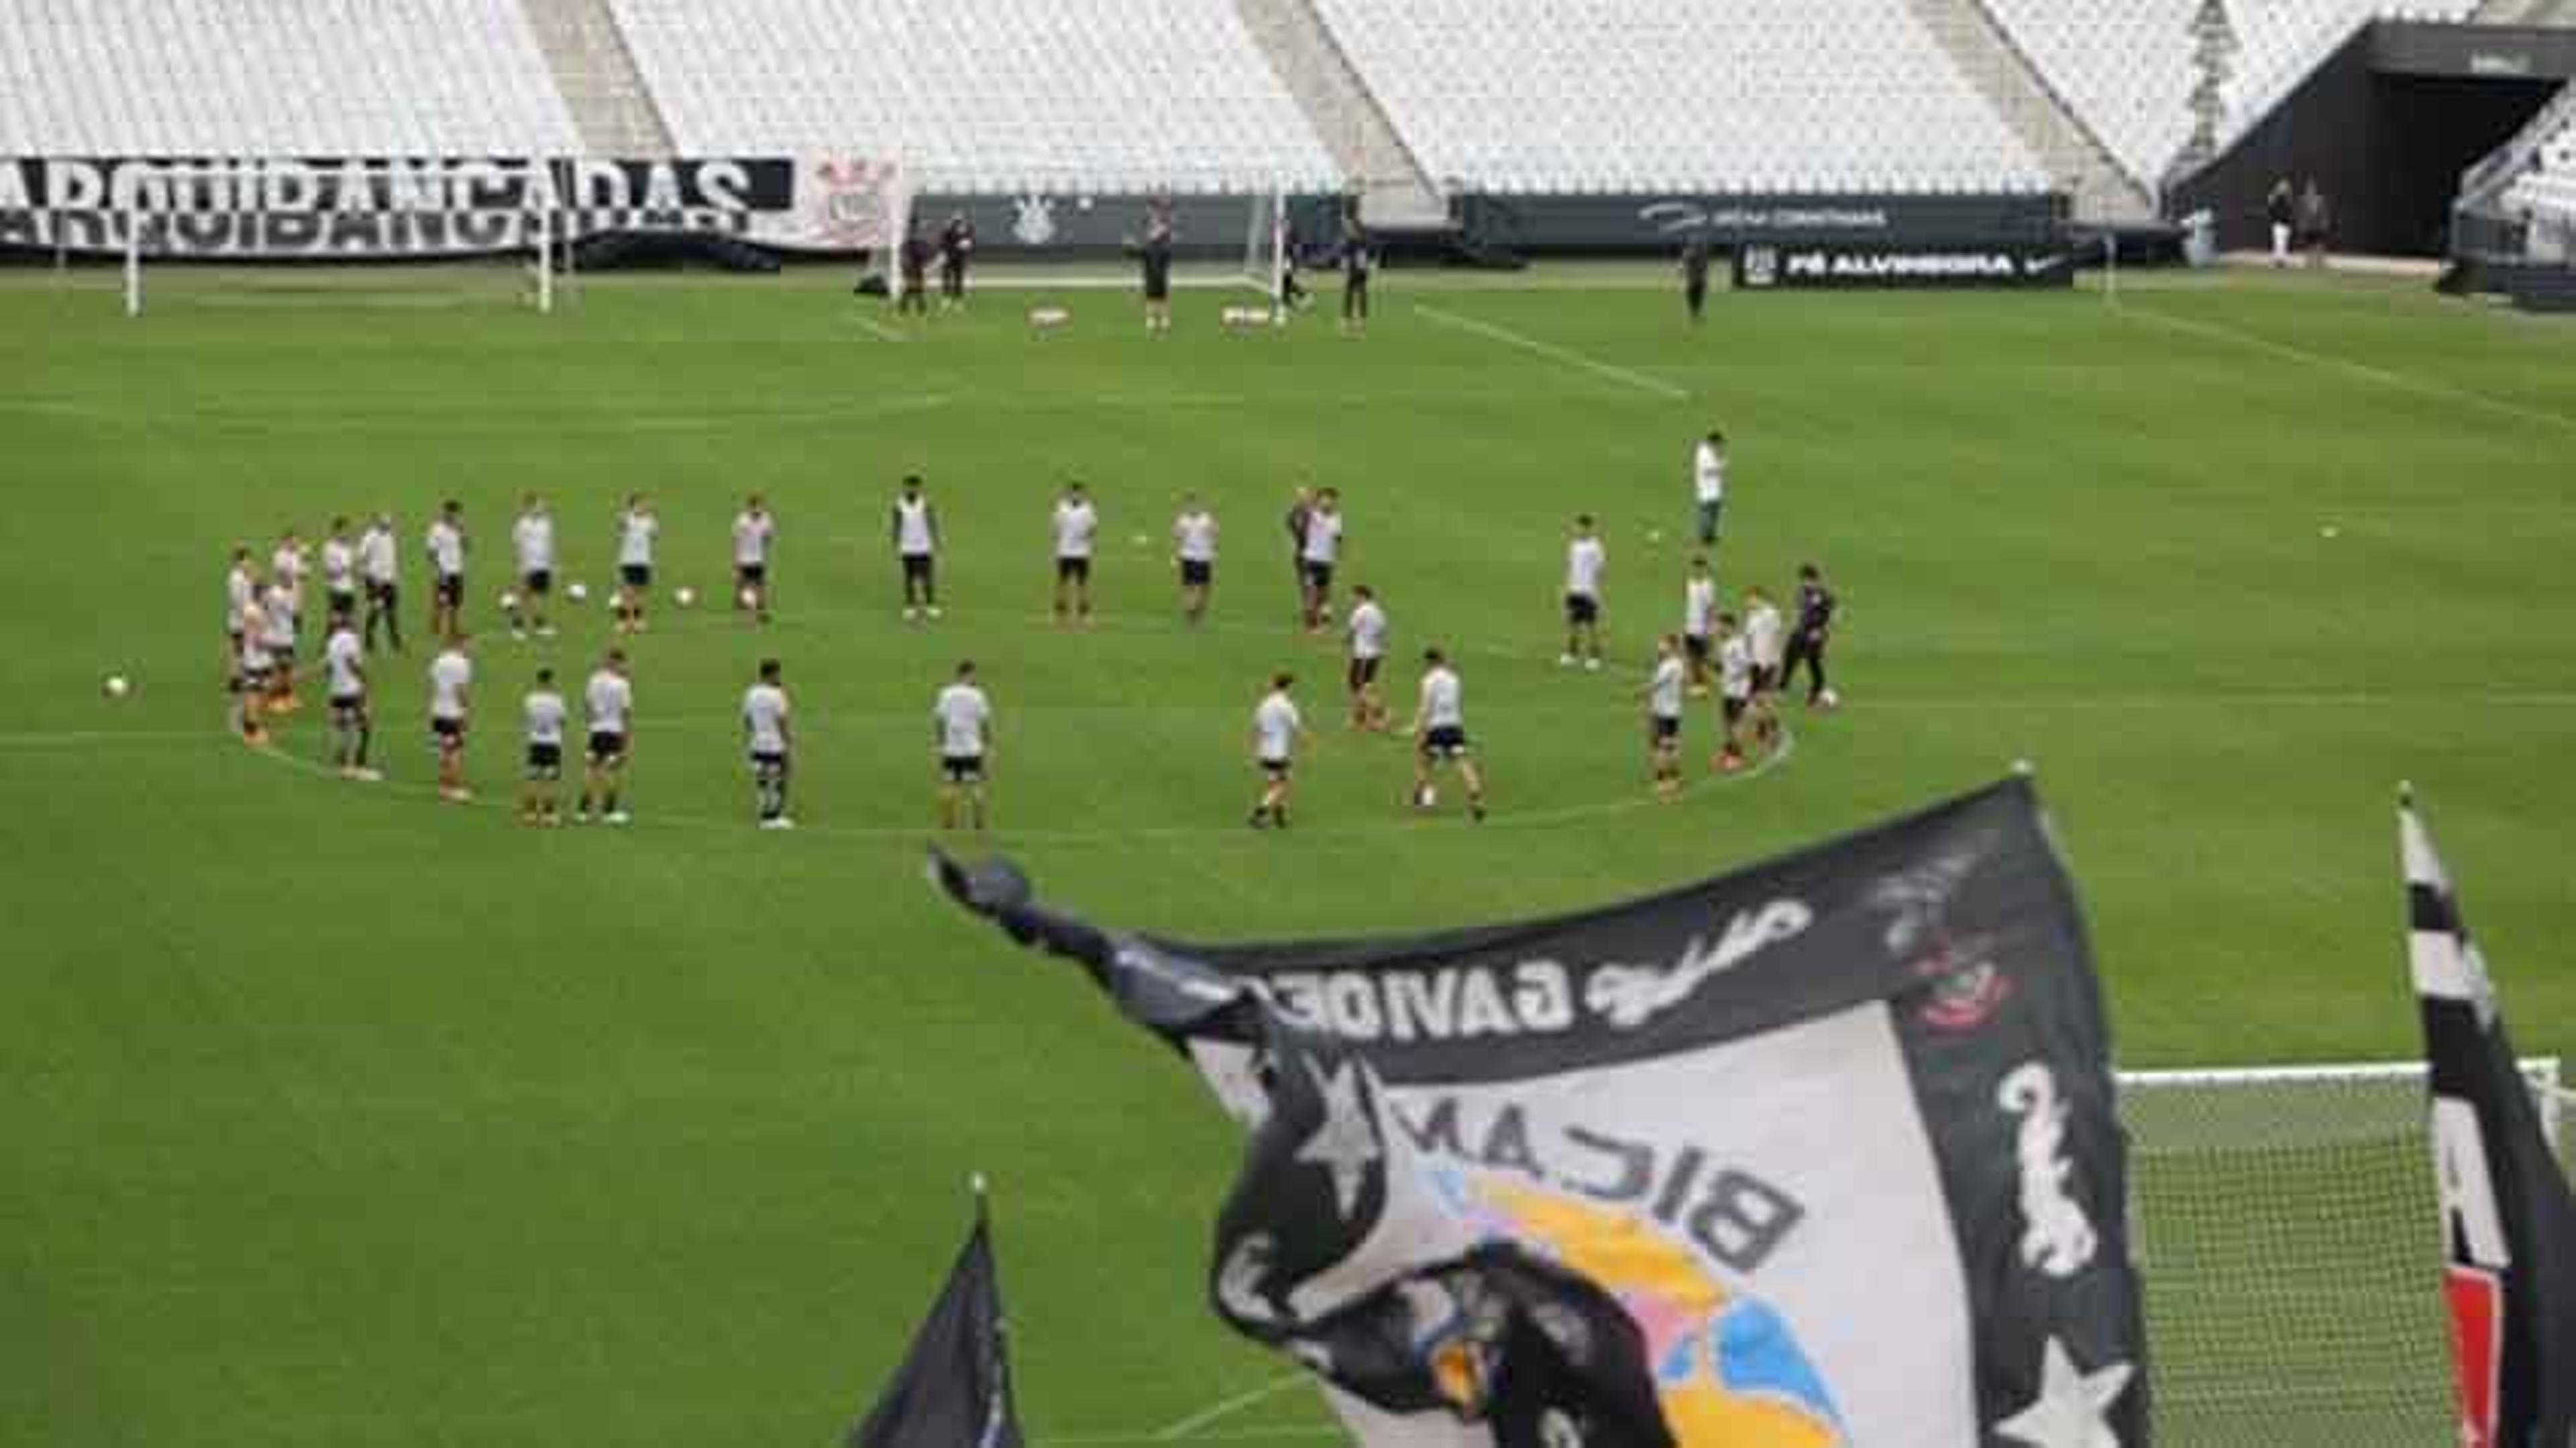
top-left (1414, 304), bottom-right (1689, 401)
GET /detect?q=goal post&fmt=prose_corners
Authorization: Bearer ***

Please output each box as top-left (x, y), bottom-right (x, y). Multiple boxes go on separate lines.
top-left (2114, 1057), bottom-right (2563, 1444)
top-left (1240, 181), bottom-right (1290, 319)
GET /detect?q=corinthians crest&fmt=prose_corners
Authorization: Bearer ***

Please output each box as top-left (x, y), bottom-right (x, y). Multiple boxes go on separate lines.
top-left (1870, 832), bottom-right (2012, 1029)
top-left (1010, 195), bottom-right (1057, 246)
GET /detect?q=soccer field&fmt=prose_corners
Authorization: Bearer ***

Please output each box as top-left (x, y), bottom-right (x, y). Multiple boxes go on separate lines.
top-left (3, 262), bottom-right (2570, 1446)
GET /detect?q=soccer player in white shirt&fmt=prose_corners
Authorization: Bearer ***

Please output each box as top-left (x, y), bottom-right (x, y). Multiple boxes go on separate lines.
top-left (1345, 584), bottom-right (1390, 731)
top-left (521, 666), bottom-right (569, 827)
top-left (1743, 586), bottom-right (1786, 750)
top-left (1299, 488), bottom-right (1346, 633)
top-left (1409, 646), bottom-right (1487, 821)
top-left (425, 501), bottom-right (467, 645)
top-left (894, 475), bottom-right (942, 621)
top-left (743, 658), bottom-right (795, 829)
top-left (1172, 493), bottom-right (1220, 623)
top-left (1051, 483), bottom-right (1099, 626)
top-left (1249, 672), bottom-right (1304, 829)
top-left (1714, 613), bottom-right (1756, 774)
top-left (934, 660), bottom-right (995, 831)
top-left (323, 619), bottom-right (378, 781)
top-left (1693, 430), bottom-right (1727, 546)
top-left (320, 519), bottom-right (359, 630)
top-left (576, 648), bottom-right (636, 825)
top-left (231, 590), bottom-right (272, 747)
top-left (269, 530), bottom-right (307, 615)
top-left (1682, 554), bottom-right (1718, 697)
top-left (733, 493), bottom-right (778, 624)
top-left (613, 494), bottom-right (659, 635)
top-left (1562, 515), bottom-right (1608, 670)
top-left (510, 494), bottom-right (557, 639)
top-left (427, 635), bottom-right (474, 803)
top-left (258, 577), bottom-right (301, 716)
top-left (359, 512), bottom-right (402, 653)
top-left (225, 547), bottom-right (258, 659)
top-left (1640, 633), bottom-right (1688, 801)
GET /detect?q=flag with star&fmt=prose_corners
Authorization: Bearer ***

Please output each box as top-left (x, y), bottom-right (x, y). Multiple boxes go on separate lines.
top-left (933, 776), bottom-right (2149, 1447)
top-left (2400, 788), bottom-right (2576, 1448)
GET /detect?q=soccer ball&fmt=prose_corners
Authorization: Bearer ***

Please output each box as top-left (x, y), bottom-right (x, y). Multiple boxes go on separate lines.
top-left (1817, 687), bottom-right (1841, 709)
top-left (498, 590), bottom-right (520, 613)
top-left (566, 581), bottom-right (590, 603)
top-left (1413, 783), bottom-right (1438, 810)
top-left (737, 586), bottom-right (760, 611)
top-left (102, 674), bottom-right (130, 699)
top-left (674, 586), bottom-right (698, 608)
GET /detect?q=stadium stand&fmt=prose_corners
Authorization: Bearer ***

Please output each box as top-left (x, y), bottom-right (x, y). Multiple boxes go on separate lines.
top-left (2503, 109), bottom-right (2576, 238)
top-left (1305, 0), bottom-right (2051, 194)
top-left (609, 0), bottom-right (1340, 194)
top-left (0, 0), bottom-right (582, 154)
top-left (1980, 0), bottom-right (2478, 194)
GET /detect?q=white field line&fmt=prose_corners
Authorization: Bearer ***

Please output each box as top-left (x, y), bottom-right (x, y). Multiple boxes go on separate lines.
top-left (1042, 1426), bottom-right (1344, 1447)
top-left (2113, 302), bottom-right (2576, 435)
top-left (1150, 1374), bottom-right (1318, 1439)
top-left (1414, 303), bottom-right (1689, 401)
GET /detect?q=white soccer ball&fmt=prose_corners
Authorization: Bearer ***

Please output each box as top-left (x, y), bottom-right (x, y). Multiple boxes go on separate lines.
top-left (102, 674), bottom-right (130, 699)
top-left (1413, 784), bottom-right (1438, 810)
top-left (566, 581), bottom-right (590, 603)
top-left (498, 590), bottom-right (520, 612)
top-left (1817, 687), bottom-right (1841, 708)
top-left (737, 586), bottom-right (760, 611)
top-left (674, 586), bottom-right (698, 608)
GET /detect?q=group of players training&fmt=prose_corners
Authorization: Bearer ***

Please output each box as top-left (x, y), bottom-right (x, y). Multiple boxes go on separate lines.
top-left (215, 428), bottom-right (1841, 832)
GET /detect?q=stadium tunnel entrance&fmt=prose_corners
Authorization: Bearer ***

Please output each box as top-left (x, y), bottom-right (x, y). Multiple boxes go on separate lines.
top-left (2174, 22), bottom-right (2576, 259)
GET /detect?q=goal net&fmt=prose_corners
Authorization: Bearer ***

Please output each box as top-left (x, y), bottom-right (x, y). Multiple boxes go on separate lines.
top-left (2118, 1058), bottom-right (2565, 1445)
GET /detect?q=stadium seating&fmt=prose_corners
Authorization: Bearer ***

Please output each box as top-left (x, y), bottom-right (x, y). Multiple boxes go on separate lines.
top-left (1305, 0), bottom-right (2051, 194)
top-left (2503, 113), bottom-right (2576, 238)
top-left (0, 0), bottom-right (582, 155)
top-left (1982, 0), bottom-right (2476, 191)
top-left (609, 0), bottom-right (1340, 194)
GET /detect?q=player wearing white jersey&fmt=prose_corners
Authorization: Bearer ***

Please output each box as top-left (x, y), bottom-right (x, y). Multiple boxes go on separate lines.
top-left (1693, 431), bottom-right (1727, 546)
top-left (510, 494), bottom-right (557, 639)
top-left (1743, 586), bottom-right (1786, 751)
top-left (576, 649), bottom-right (635, 825)
top-left (1299, 488), bottom-right (1346, 632)
top-left (613, 495), bottom-right (658, 635)
top-left (1409, 647), bottom-right (1487, 821)
top-left (257, 578), bottom-right (301, 716)
top-left (1248, 673), bottom-right (1304, 829)
top-left (225, 547), bottom-right (258, 654)
top-left (427, 635), bottom-right (474, 802)
top-left (733, 493), bottom-right (777, 624)
top-left (1344, 584), bottom-right (1390, 731)
top-left (359, 513), bottom-right (402, 653)
top-left (1682, 554), bottom-right (1719, 696)
top-left (1051, 483), bottom-right (1099, 625)
top-left (1562, 515), bottom-right (1607, 670)
top-left (320, 519), bottom-right (359, 628)
top-left (1173, 494), bottom-right (1220, 623)
top-left (269, 531), bottom-right (307, 615)
top-left (521, 667), bottom-right (568, 826)
top-left (935, 660), bottom-right (995, 831)
top-left (743, 658), bottom-right (794, 829)
top-left (229, 588), bottom-right (272, 746)
top-left (425, 501), bottom-right (467, 645)
top-left (1640, 634), bottom-right (1688, 800)
top-left (323, 620), bottom-right (379, 781)
top-left (894, 476), bottom-right (942, 621)
top-left (1714, 613), bottom-right (1756, 774)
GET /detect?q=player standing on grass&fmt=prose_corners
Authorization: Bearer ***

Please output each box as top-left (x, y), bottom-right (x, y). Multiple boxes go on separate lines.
top-left (428, 634), bottom-right (473, 803)
top-left (1715, 613), bottom-right (1754, 772)
top-left (1136, 207), bottom-right (1175, 335)
top-left (1743, 586), bottom-right (1785, 748)
top-left (231, 586), bottom-right (272, 747)
top-left (733, 493), bottom-right (777, 624)
top-left (360, 513), bottom-right (402, 653)
top-left (1780, 563), bottom-right (1839, 708)
top-left (1410, 646), bottom-right (1487, 821)
top-left (1340, 221), bottom-right (1373, 334)
top-left (1051, 482), bottom-right (1099, 625)
top-left (937, 213), bottom-right (975, 310)
top-left (323, 616), bottom-right (378, 782)
top-left (1300, 488), bottom-right (1345, 632)
top-left (935, 660), bottom-right (994, 831)
top-left (1682, 554), bottom-right (1717, 696)
top-left (269, 529), bottom-right (307, 621)
top-left (510, 494), bottom-right (556, 640)
top-left (320, 519), bottom-right (359, 630)
top-left (743, 658), bottom-right (794, 829)
top-left (1693, 431), bottom-right (1727, 547)
top-left (1346, 584), bottom-right (1389, 730)
top-left (1642, 633), bottom-right (1687, 800)
top-left (1284, 486), bottom-right (1315, 623)
top-left (521, 666), bottom-right (567, 827)
top-left (1561, 515), bottom-right (1607, 670)
top-left (897, 226), bottom-right (932, 316)
top-left (1249, 672), bottom-right (1304, 829)
top-left (1680, 234), bottom-right (1713, 326)
top-left (258, 573), bottom-right (301, 716)
top-left (576, 649), bottom-right (635, 825)
top-left (1173, 493), bottom-right (1219, 623)
top-left (894, 475), bottom-right (941, 621)
top-left (613, 495), bottom-right (658, 635)
top-left (425, 501), bottom-right (467, 645)
top-left (225, 548), bottom-right (257, 664)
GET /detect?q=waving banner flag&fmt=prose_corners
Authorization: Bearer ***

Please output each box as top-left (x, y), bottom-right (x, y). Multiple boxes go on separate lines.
top-left (2400, 790), bottom-right (2576, 1448)
top-left (851, 1189), bottom-right (1022, 1448)
top-left (936, 776), bottom-right (2149, 1447)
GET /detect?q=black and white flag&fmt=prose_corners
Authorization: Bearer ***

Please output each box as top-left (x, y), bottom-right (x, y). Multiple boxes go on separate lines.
top-left (2401, 791), bottom-right (2576, 1448)
top-left (850, 1192), bottom-right (1023, 1448)
top-left (936, 776), bottom-right (2149, 1447)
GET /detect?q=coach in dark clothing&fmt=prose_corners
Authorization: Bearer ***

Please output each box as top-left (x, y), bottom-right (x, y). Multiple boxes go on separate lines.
top-left (1340, 222), bottom-right (1372, 331)
top-left (1136, 213), bottom-right (1175, 332)
top-left (897, 229), bottom-right (932, 315)
top-left (1680, 235), bottom-right (1713, 323)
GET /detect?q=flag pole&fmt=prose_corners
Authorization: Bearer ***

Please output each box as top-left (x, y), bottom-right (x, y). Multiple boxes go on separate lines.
top-left (971, 1171), bottom-right (990, 1231)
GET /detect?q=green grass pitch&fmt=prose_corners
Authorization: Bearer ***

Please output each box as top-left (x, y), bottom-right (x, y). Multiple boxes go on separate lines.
top-left (2, 262), bottom-right (2569, 1446)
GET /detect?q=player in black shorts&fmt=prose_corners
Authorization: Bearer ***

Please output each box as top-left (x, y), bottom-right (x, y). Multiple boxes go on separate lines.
top-left (1136, 209), bottom-right (1175, 333)
top-left (897, 227), bottom-right (932, 316)
top-left (936, 212), bottom-right (975, 310)
top-left (1780, 562), bottom-right (1839, 708)
top-left (1680, 234), bottom-right (1713, 325)
top-left (1340, 221), bottom-right (1372, 333)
